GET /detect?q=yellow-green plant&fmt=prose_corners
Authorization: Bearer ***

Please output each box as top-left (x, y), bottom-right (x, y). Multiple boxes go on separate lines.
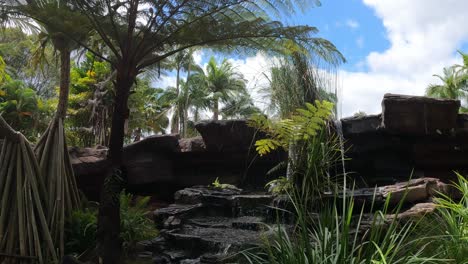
top-left (248, 100), bottom-right (334, 156)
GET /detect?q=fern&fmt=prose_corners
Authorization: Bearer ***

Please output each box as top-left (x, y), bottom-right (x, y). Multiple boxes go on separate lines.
top-left (249, 100), bottom-right (333, 156)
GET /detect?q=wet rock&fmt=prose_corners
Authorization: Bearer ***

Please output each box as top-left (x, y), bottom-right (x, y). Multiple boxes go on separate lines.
top-left (154, 204), bottom-right (203, 229)
top-left (381, 94), bottom-right (460, 135)
top-left (179, 137), bottom-right (206, 152)
top-left (174, 186), bottom-right (242, 205)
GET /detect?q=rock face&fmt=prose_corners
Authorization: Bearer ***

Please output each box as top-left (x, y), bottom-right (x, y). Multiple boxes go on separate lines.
top-left (135, 178), bottom-right (452, 263)
top-left (72, 122), bottom-right (285, 201)
top-left (381, 94), bottom-right (460, 135)
top-left (342, 94), bottom-right (468, 186)
top-left (194, 120), bottom-right (259, 152)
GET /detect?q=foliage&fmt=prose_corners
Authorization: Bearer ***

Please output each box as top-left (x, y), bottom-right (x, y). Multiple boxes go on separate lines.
top-left (64, 192), bottom-right (158, 257)
top-left (265, 52), bottom-right (340, 118)
top-left (415, 173), bottom-right (468, 263)
top-left (191, 56), bottom-right (249, 120)
top-left (0, 27), bottom-right (59, 98)
top-left (65, 208), bottom-right (98, 255)
top-left (266, 176), bottom-right (292, 195)
top-left (0, 79), bottom-right (55, 140)
top-left (426, 52), bottom-right (468, 112)
top-left (248, 100), bottom-right (334, 156)
top-left (119, 192), bottom-right (159, 255)
top-left (211, 178), bottom-right (237, 190)
top-left (244, 186), bottom-right (435, 264)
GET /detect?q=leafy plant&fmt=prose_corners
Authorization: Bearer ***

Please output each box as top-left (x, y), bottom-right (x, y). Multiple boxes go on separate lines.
top-left (248, 100), bottom-right (334, 156)
top-left (244, 185), bottom-right (436, 264)
top-left (119, 192), bottom-right (158, 256)
top-left (211, 177), bottom-right (237, 190)
top-left (65, 208), bottom-right (98, 255)
top-left (266, 177), bottom-right (292, 195)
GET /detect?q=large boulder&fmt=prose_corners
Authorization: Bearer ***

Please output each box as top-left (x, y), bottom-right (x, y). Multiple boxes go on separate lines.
top-left (124, 134), bottom-right (180, 186)
top-left (195, 120), bottom-right (258, 152)
top-left (178, 136), bottom-right (206, 152)
top-left (381, 94), bottom-right (460, 135)
top-left (341, 114), bottom-right (381, 137)
top-left (69, 146), bottom-right (109, 201)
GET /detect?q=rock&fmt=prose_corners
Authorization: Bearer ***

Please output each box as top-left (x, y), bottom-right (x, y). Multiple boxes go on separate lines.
top-left (154, 203), bottom-right (203, 229)
top-left (388, 202), bottom-right (437, 221)
top-left (378, 177), bottom-right (452, 205)
top-left (195, 120), bottom-right (259, 152)
top-left (381, 94), bottom-right (460, 135)
top-left (179, 137), bottom-right (206, 152)
top-left (174, 186), bottom-right (242, 205)
top-left (70, 147), bottom-right (109, 201)
top-left (341, 114), bottom-right (382, 137)
top-left (124, 135), bottom-right (180, 186)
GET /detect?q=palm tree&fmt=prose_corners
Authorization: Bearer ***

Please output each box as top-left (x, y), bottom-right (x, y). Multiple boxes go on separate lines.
top-left (221, 91), bottom-right (260, 119)
top-left (71, 1), bottom-right (344, 261)
top-left (192, 56), bottom-right (247, 120)
top-left (1, 0), bottom-right (91, 258)
top-left (426, 67), bottom-right (467, 110)
top-left (167, 49), bottom-right (198, 134)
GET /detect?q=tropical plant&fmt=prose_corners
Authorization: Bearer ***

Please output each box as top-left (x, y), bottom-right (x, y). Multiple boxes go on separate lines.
top-left (415, 173), bottom-right (468, 263)
top-left (119, 192), bottom-right (158, 256)
top-left (0, 27), bottom-right (59, 98)
top-left (65, 208), bottom-right (98, 256)
top-left (426, 52), bottom-right (468, 113)
top-left (248, 101), bottom-right (334, 156)
top-left (191, 56), bottom-right (248, 120)
top-left (243, 185), bottom-right (435, 264)
top-left (266, 52), bottom-right (340, 119)
top-left (64, 192), bottom-right (158, 258)
top-left (70, 0), bottom-right (344, 261)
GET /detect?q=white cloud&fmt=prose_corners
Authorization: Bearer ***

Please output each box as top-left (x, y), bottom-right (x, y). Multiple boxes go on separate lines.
top-left (193, 50), bottom-right (203, 65)
top-left (346, 19), bottom-right (360, 30)
top-left (339, 0), bottom-right (468, 117)
top-left (228, 53), bottom-right (279, 110)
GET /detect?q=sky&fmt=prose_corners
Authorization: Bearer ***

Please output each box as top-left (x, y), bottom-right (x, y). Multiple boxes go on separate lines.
top-left (157, 0), bottom-right (468, 118)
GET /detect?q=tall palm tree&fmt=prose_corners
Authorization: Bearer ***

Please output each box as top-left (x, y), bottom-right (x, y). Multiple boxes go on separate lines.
top-left (192, 56), bottom-right (247, 120)
top-left (71, 1), bottom-right (344, 262)
top-left (1, 0), bottom-right (91, 258)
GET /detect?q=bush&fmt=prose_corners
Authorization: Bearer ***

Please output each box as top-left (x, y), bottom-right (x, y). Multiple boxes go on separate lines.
top-left (65, 192), bottom-right (158, 256)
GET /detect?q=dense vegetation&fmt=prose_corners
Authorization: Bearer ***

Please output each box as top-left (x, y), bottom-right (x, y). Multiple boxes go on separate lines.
top-left (0, 1), bottom-right (466, 264)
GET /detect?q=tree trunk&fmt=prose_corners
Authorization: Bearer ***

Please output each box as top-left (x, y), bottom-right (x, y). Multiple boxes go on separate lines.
top-left (171, 67), bottom-right (180, 134)
top-left (56, 49), bottom-right (71, 119)
top-left (182, 62), bottom-right (191, 138)
top-left (213, 98), bottom-right (219, 120)
top-left (97, 71), bottom-right (134, 264)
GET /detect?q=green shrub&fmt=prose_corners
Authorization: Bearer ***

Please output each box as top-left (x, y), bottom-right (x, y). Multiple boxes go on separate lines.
top-left (65, 208), bottom-right (98, 255)
top-left (120, 192), bottom-right (159, 255)
top-left (65, 192), bottom-right (158, 256)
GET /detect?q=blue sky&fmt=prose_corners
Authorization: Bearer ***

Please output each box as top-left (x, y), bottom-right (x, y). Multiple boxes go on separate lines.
top-left (290, 0), bottom-right (389, 72)
top-left (158, 1), bottom-right (468, 117)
